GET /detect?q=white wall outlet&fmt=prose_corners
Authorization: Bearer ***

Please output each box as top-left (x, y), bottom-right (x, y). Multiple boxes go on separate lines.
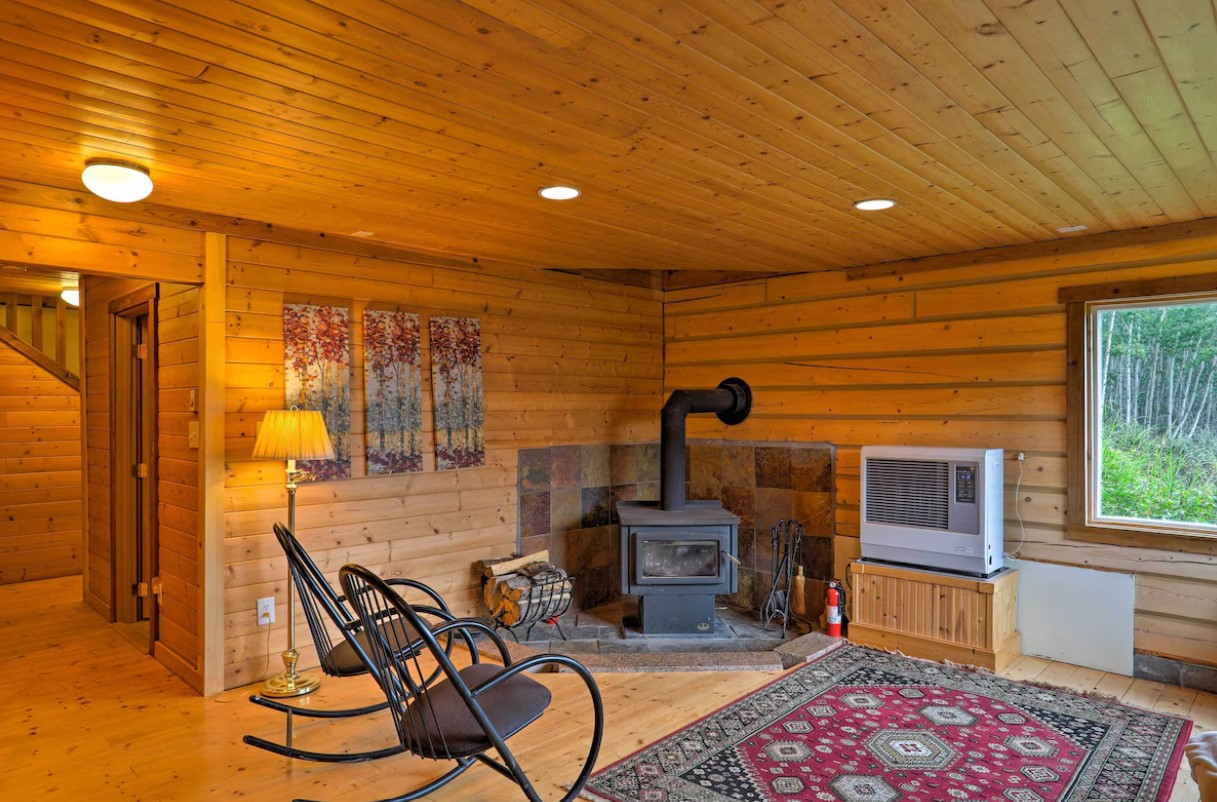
top-left (257, 596), bottom-right (275, 626)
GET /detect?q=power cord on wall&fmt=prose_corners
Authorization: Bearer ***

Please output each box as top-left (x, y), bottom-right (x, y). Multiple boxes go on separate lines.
top-left (1005, 452), bottom-right (1027, 560)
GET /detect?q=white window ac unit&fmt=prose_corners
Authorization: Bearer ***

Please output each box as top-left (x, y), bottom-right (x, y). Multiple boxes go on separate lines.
top-left (860, 446), bottom-right (1004, 577)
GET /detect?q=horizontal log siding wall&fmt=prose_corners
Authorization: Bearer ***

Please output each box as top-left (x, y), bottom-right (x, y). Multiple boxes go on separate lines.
top-left (157, 283), bottom-right (202, 679)
top-left (665, 256), bottom-right (1217, 669)
top-left (223, 239), bottom-right (663, 687)
top-left (0, 344), bottom-right (81, 584)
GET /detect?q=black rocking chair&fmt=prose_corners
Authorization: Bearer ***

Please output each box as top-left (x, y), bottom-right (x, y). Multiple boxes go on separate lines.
top-left (325, 563), bottom-right (604, 802)
top-left (244, 523), bottom-right (468, 763)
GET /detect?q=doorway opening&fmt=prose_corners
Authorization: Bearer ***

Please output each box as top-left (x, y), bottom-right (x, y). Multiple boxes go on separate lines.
top-left (111, 286), bottom-right (158, 653)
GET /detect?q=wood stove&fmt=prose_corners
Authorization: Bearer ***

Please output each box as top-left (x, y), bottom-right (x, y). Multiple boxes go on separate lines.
top-left (616, 378), bottom-right (752, 635)
top-left (618, 500), bottom-right (738, 634)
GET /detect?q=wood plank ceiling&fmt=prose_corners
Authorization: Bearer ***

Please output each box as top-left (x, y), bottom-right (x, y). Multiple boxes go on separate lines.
top-left (0, 0), bottom-right (1216, 283)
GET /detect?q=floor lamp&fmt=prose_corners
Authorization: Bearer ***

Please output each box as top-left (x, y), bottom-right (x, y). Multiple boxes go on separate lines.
top-left (252, 408), bottom-right (336, 698)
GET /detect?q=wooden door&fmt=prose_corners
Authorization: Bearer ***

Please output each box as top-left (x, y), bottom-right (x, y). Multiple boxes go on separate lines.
top-left (111, 288), bottom-right (158, 649)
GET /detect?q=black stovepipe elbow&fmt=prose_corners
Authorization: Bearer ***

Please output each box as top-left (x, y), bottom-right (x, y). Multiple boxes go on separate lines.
top-left (660, 378), bottom-right (752, 511)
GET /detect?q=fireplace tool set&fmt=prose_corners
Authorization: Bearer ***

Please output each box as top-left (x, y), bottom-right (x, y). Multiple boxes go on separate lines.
top-left (761, 518), bottom-right (805, 636)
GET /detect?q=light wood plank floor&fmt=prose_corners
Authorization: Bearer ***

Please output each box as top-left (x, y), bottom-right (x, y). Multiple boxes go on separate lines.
top-left (2, 576), bottom-right (1210, 801)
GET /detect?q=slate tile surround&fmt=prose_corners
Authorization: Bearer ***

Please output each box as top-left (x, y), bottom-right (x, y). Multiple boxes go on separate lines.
top-left (516, 439), bottom-right (834, 613)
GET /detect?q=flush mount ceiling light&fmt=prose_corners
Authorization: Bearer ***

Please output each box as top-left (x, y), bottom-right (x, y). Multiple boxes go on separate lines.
top-left (539, 185), bottom-right (581, 201)
top-left (852, 198), bottom-right (897, 211)
top-left (81, 158), bottom-right (153, 203)
top-left (60, 286), bottom-right (80, 307)
top-left (1057, 224), bottom-right (1089, 233)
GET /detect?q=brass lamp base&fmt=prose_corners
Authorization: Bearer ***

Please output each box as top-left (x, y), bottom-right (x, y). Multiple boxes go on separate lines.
top-left (260, 648), bottom-right (321, 698)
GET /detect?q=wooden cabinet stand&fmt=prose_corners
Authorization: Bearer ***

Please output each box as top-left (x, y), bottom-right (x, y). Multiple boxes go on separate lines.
top-left (847, 561), bottom-right (1021, 672)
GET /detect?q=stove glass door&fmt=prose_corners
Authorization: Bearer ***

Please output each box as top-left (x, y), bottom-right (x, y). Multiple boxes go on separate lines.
top-left (640, 539), bottom-right (720, 579)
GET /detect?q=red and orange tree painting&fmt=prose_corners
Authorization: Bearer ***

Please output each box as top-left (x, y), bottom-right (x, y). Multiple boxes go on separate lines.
top-left (284, 303), bottom-right (351, 481)
top-left (364, 310), bottom-right (423, 475)
top-left (429, 316), bottom-right (485, 470)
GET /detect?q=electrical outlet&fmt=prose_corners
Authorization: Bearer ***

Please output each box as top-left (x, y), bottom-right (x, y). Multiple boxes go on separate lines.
top-left (1017, 452), bottom-right (1026, 461)
top-left (257, 596), bottom-right (275, 626)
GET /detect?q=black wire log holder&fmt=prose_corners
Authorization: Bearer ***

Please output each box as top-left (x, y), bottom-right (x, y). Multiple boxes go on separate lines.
top-left (761, 519), bottom-right (804, 636)
top-left (483, 572), bottom-right (575, 643)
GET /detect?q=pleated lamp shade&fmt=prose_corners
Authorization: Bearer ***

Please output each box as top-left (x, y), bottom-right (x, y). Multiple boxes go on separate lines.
top-left (252, 409), bottom-right (336, 461)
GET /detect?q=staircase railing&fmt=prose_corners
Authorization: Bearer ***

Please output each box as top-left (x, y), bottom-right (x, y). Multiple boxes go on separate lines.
top-left (0, 293), bottom-right (79, 390)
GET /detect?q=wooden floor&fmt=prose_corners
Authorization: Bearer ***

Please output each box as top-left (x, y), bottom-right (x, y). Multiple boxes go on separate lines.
top-left (2, 576), bottom-right (1212, 801)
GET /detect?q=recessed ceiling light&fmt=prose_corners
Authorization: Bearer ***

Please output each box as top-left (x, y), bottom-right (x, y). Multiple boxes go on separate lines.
top-left (539, 185), bottom-right (581, 201)
top-left (350, 230), bottom-right (375, 238)
top-left (853, 198), bottom-right (897, 211)
top-left (81, 158), bottom-right (153, 203)
top-left (1056, 224), bottom-right (1088, 233)
top-left (60, 286), bottom-right (80, 307)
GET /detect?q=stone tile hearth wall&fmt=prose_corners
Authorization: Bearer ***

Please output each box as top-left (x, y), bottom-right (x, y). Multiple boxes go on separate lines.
top-left (515, 440), bottom-right (834, 615)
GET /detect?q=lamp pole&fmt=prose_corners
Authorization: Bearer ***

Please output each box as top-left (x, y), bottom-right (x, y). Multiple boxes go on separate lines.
top-left (260, 457), bottom-right (321, 699)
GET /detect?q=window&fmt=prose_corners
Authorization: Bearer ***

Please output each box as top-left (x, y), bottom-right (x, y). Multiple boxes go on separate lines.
top-left (1064, 275), bottom-right (1217, 549)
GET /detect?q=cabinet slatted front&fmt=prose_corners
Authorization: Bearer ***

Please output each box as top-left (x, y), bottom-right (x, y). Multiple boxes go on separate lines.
top-left (847, 561), bottom-right (1021, 671)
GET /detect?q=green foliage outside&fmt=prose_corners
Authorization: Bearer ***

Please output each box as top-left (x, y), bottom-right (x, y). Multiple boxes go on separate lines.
top-left (1097, 300), bottom-right (1217, 526)
top-left (1100, 424), bottom-right (1217, 523)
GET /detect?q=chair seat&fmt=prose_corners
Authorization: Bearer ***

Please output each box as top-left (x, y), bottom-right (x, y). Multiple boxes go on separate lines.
top-left (404, 663), bottom-right (552, 758)
top-left (326, 616), bottom-right (424, 676)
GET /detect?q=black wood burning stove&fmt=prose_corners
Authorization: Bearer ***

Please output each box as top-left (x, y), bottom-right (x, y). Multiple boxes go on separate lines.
top-left (618, 500), bottom-right (738, 633)
top-left (616, 378), bottom-right (752, 635)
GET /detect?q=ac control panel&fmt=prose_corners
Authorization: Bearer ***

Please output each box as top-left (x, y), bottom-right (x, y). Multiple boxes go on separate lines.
top-left (955, 464), bottom-right (977, 504)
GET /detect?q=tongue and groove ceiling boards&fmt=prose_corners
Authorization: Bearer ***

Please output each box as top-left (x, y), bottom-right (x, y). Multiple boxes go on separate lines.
top-left (0, 0), bottom-right (1215, 282)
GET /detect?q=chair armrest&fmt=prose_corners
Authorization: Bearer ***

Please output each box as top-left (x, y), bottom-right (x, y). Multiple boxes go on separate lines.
top-left (430, 618), bottom-right (511, 664)
top-left (385, 577), bottom-right (453, 615)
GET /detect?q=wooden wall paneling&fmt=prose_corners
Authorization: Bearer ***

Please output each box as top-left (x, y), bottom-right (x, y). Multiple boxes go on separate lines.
top-left (0, 345), bottom-right (81, 585)
top-left (665, 240), bottom-right (1217, 668)
top-left (222, 240), bottom-right (664, 689)
top-left (154, 282), bottom-right (202, 689)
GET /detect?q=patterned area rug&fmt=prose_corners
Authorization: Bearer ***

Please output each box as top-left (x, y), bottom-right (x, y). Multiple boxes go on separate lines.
top-left (582, 644), bottom-right (1191, 802)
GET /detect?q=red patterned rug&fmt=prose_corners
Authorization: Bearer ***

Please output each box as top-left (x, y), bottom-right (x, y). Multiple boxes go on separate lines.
top-left (581, 644), bottom-right (1191, 802)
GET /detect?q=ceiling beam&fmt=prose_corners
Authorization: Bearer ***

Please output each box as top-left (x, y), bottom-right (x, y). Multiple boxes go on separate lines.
top-left (847, 217), bottom-right (1217, 281)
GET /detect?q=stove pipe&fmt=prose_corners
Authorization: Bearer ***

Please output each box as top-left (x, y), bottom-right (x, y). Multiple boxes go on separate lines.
top-left (660, 377), bottom-right (752, 511)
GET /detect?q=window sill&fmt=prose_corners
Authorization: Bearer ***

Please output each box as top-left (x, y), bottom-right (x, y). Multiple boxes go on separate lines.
top-left (1066, 523), bottom-right (1217, 555)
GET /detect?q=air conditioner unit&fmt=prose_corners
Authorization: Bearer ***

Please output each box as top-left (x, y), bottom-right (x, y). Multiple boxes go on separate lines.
top-left (860, 446), bottom-right (1004, 577)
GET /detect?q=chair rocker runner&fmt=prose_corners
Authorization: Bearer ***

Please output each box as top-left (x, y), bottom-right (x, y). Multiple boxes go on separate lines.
top-left (244, 523), bottom-right (468, 763)
top-left (311, 563), bottom-right (604, 802)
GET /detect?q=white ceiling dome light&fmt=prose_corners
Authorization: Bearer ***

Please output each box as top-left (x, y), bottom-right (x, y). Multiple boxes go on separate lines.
top-left (60, 286), bottom-right (80, 307)
top-left (539, 185), bottom-right (581, 200)
top-left (852, 198), bottom-right (897, 211)
top-left (81, 158), bottom-right (153, 203)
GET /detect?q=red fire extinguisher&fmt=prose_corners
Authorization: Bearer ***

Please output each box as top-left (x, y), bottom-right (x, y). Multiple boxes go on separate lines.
top-left (826, 583), bottom-right (843, 638)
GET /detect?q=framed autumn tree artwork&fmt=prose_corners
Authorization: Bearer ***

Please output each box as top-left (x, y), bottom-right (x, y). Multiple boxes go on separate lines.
top-left (429, 316), bottom-right (485, 470)
top-left (283, 303), bottom-right (352, 481)
top-left (363, 309), bottom-right (424, 475)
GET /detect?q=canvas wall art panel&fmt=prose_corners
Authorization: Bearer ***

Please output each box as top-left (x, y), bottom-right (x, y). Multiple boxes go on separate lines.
top-left (363, 309), bottom-right (424, 475)
top-left (429, 316), bottom-right (485, 470)
top-left (284, 303), bottom-right (352, 481)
